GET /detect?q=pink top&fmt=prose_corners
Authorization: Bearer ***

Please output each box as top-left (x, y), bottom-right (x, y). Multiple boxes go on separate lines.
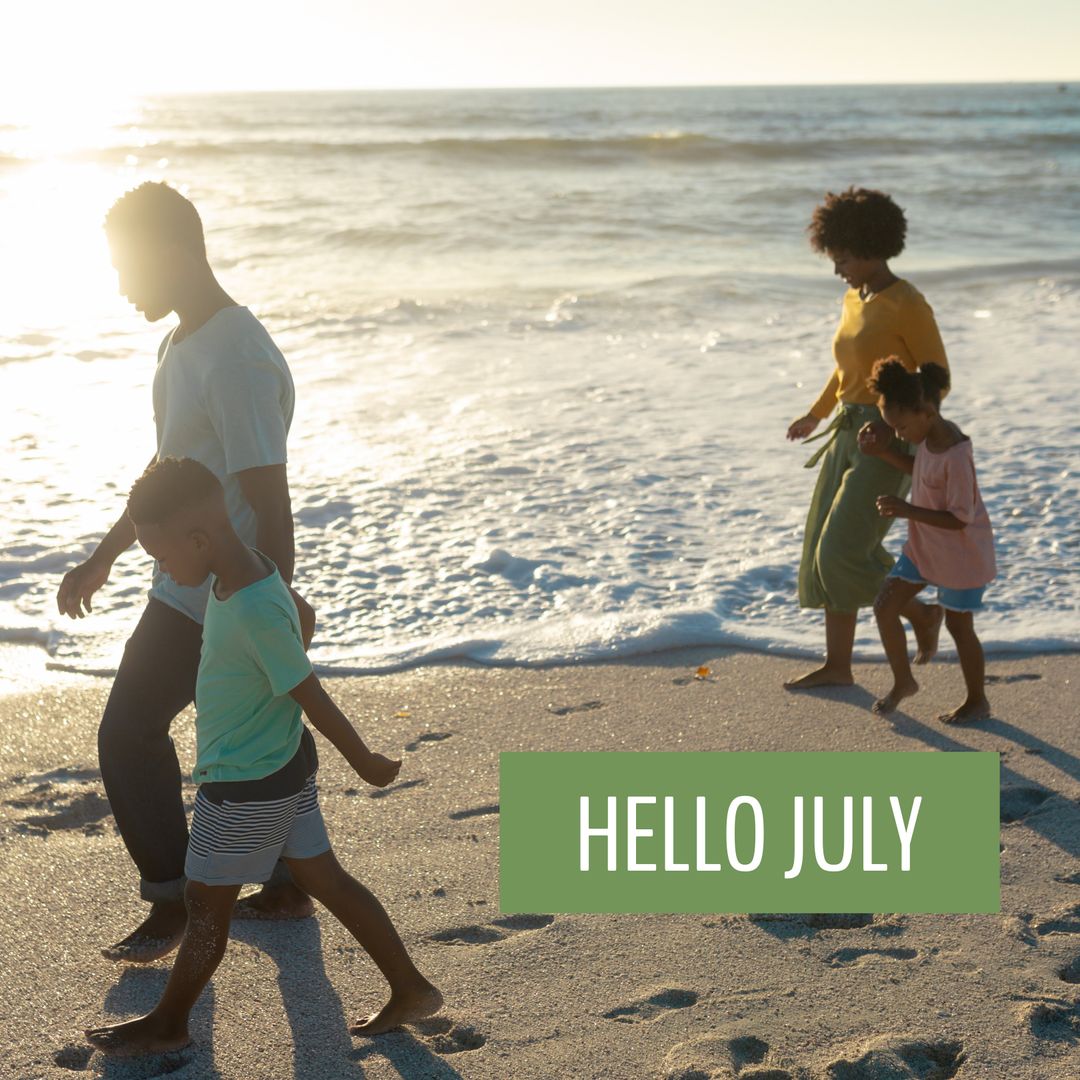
top-left (904, 436), bottom-right (996, 589)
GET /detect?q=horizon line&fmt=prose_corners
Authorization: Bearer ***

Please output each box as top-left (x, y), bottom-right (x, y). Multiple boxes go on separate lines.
top-left (71, 78), bottom-right (1079, 96)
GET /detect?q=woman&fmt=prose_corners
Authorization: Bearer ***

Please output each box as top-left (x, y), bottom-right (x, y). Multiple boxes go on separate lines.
top-left (785, 187), bottom-right (946, 689)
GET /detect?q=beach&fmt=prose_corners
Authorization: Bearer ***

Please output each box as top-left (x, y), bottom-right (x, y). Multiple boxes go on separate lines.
top-left (2, 79), bottom-right (1078, 1080)
top-left (2, 647), bottom-right (1077, 1079)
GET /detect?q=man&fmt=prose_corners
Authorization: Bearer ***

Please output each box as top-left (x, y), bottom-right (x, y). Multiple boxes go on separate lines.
top-left (57, 181), bottom-right (312, 962)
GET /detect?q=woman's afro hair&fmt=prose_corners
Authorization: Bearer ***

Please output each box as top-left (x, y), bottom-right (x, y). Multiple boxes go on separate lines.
top-left (808, 186), bottom-right (907, 260)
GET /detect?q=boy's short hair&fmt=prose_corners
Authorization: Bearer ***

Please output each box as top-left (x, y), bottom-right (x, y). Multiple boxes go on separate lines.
top-left (808, 187), bottom-right (907, 260)
top-left (127, 457), bottom-right (223, 526)
top-left (105, 182), bottom-right (206, 259)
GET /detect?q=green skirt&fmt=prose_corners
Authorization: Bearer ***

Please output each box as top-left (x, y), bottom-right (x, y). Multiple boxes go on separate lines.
top-left (798, 403), bottom-right (911, 613)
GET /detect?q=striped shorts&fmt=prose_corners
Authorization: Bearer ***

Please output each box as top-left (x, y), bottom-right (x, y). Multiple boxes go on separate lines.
top-left (185, 773), bottom-right (331, 886)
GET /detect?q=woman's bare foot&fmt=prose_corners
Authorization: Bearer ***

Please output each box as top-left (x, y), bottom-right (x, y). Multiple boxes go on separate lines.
top-left (101, 901), bottom-right (186, 963)
top-left (350, 982), bottom-right (443, 1037)
top-left (783, 665), bottom-right (854, 690)
top-left (233, 881), bottom-right (315, 921)
top-left (938, 697), bottom-right (991, 724)
top-left (911, 603), bottom-right (944, 664)
top-left (872, 677), bottom-right (919, 714)
top-left (85, 1012), bottom-right (190, 1057)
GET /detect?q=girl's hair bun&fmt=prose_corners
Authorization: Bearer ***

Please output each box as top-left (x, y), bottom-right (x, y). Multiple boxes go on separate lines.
top-left (868, 356), bottom-right (948, 408)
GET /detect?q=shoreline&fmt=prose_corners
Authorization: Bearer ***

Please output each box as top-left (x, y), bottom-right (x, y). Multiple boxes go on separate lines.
top-left (5, 637), bottom-right (1079, 700)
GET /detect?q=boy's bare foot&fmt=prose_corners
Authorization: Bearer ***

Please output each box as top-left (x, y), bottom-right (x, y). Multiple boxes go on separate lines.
top-left (101, 901), bottom-right (186, 963)
top-left (233, 881), bottom-right (315, 921)
top-left (872, 677), bottom-right (919, 714)
top-left (85, 1012), bottom-right (190, 1057)
top-left (783, 665), bottom-right (854, 690)
top-left (938, 698), bottom-right (991, 724)
top-left (912, 603), bottom-right (944, 664)
top-left (350, 982), bottom-right (443, 1037)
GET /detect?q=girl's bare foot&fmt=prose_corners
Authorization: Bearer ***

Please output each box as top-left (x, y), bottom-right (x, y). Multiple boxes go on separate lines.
top-left (912, 604), bottom-right (944, 664)
top-left (350, 982), bottom-right (443, 1037)
top-left (101, 901), bottom-right (186, 963)
top-left (783, 665), bottom-right (854, 690)
top-left (872, 677), bottom-right (919, 714)
top-left (233, 882), bottom-right (315, 921)
top-left (938, 697), bottom-right (991, 724)
top-left (85, 1012), bottom-right (190, 1057)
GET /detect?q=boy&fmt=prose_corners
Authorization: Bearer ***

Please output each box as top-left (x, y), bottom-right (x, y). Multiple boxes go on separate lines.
top-left (85, 457), bottom-right (442, 1057)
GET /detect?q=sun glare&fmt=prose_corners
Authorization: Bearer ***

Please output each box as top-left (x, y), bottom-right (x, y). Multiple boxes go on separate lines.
top-left (0, 90), bottom-right (162, 496)
top-left (0, 93), bottom-right (146, 329)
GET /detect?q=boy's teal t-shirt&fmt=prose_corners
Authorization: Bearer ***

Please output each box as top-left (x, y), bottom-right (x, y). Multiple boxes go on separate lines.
top-left (194, 551), bottom-right (313, 784)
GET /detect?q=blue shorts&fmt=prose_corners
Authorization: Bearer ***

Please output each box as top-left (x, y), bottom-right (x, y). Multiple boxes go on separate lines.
top-left (888, 552), bottom-right (985, 613)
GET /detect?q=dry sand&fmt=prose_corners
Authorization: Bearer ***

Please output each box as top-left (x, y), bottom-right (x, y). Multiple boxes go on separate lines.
top-left (0, 647), bottom-right (1077, 1079)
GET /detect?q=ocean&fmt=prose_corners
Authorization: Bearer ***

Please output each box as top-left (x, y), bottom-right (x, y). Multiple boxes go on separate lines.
top-left (1, 83), bottom-right (1077, 678)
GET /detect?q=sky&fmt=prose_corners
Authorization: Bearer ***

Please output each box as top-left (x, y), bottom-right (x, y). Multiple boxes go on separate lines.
top-left (2, 0), bottom-right (1078, 101)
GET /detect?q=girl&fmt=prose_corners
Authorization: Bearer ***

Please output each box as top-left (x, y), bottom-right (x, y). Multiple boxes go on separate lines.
top-left (786, 187), bottom-right (946, 690)
top-left (860, 359), bottom-right (996, 723)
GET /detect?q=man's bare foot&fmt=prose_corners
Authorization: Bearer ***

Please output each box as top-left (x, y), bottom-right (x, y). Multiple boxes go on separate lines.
top-left (911, 603), bottom-right (944, 664)
top-left (101, 901), bottom-right (186, 963)
top-left (872, 677), bottom-right (919, 714)
top-left (350, 982), bottom-right (443, 1037)
top-left (85, 1012), bottom-right (190, 1057)
top-left (938, 698), bottom-right (991, 724)
top-left (233, 881), bottom-right (315, 921)
top-left (783, 665), bottom-right (854, 690)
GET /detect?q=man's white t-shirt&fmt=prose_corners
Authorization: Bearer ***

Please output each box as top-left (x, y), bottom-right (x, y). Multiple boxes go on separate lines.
top-left (151, 305), bottom-right (295, 624)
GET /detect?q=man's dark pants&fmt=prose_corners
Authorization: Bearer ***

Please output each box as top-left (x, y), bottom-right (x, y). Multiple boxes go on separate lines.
top-left (99, 598), bottom-right (291, 903)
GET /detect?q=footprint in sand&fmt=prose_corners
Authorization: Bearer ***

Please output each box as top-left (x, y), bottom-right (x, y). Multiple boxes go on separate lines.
top-left (410, 1016), bottom-right (487, 1055)
top-left (984, 672), bottom-right (1042, 684)
top-left (404, 731), bottom-right (454, 752)
top-left (52, 1044), bottom-right (94, 1071)
top-left (999, 785), bottom-right (1054, 824)
top-left (603, 986), bottom-right (699, 1024)
top-left (55, 1044), bottom-right (190, 1075)
top-left (751, 913), bottom-right (904, 934)
top-left (429, 913), bottom-right (553, 946)
top-left (12, 766), bottom-right (101, 784)
top-left (825, 1034), bottom-right (965, 1079)
top-left (1034, 903), bottom-right (1080, 937)
top-left (369, 778), bottom-right (426, 799)
top-left (547, 700), bottom-right (604, 716)
top-left (5, 771), bottom-right (112, 836)
top-left (1058, 953), bottom-right (1080, 984)
top-left (1054, 871), bottom-right (1080, 886)
top-left (1002, 914), bottom-right (1039, 946)
top-left (449, 803), bottom-right (499, 820)
top-left (825, 946), bottom-right (918, 967)
top-left (663, 1031), bottom-right (807, 1079)
top-left (793, 913), bottom-right (877, 930)
top-left (1025, 998), bottom-right (1080, 1043)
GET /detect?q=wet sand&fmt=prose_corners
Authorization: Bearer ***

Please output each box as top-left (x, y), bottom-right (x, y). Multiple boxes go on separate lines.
top-left (0, 647), bottom-right (1077, 1079)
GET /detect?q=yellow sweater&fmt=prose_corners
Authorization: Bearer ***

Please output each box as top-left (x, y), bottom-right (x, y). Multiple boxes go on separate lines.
top-left (810, 279), bottom-right (949, 420)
